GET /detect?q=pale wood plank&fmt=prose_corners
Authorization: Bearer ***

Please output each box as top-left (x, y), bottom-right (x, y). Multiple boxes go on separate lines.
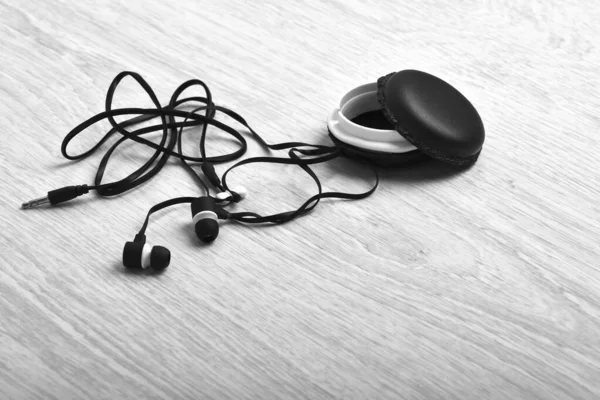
top-left (0, 0), bottom-right (599, 399)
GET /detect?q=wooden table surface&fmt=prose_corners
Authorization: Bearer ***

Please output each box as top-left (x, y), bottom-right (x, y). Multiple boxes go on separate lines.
top-left (1, 0), bottom-right (599, 399)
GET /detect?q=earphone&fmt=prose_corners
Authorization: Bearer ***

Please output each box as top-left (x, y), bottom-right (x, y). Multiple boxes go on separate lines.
top-left (21, 70), bottom-right (484, 273)
top-left (191, 196), bottom-right (222, 243)
top-left (123, 234), bottom-right (171, 271)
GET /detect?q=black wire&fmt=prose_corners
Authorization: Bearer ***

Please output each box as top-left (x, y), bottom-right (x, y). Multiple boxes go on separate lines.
top-left (177, 106), bottom-right (213, 196)
top-left (222, 148), bottom-right (379, 224)
top-left (138, 197), bottom-right (197, 236)
top-left (60, 71), bottom-right (379, 230)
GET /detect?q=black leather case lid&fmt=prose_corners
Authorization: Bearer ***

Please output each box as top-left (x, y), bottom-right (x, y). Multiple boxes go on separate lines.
top-left (377, 70), bottom-right (485, 166)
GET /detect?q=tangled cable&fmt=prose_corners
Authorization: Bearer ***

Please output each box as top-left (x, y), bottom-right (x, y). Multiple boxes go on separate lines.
top-left (59, 71), bottom-right (379, 226)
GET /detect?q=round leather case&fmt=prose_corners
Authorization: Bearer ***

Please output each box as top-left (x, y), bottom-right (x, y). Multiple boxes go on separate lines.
top-left (327, 70), bottom-right (485, 167)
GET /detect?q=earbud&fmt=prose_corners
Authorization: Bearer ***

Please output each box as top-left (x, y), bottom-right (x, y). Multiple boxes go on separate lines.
top-left (191, 196), bottom-right (220, 243)
top-left (215, 185), bottom-right (248, 205)
top-left (215, 191), bottom-right (232, 203)
top-left (122, 235), bottom-right (170, 271)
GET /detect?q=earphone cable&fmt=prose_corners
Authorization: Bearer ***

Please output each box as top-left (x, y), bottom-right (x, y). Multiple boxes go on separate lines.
top-left (22, 71), bottom-right (379, 229)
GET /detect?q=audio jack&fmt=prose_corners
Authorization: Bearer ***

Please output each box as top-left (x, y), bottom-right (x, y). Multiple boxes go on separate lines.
top-left (21, 185), bottom-right (90, 209)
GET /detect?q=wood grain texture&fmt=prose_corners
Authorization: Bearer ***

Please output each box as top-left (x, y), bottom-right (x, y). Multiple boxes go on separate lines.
top-left (1, 0), bottom-right (599, 399)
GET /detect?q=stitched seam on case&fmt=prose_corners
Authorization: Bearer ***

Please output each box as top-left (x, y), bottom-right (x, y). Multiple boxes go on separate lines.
top-left (376, 73), bottom-right (480, 166)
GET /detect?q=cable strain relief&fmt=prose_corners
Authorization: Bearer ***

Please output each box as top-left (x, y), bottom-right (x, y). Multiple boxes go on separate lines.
top-left (76, 184), bottom-right (89, 196)
top-left (230, 191), bottom-right (242, 203)
top-left (134, 233), bottom-right (147, 243)
top-left (215, 207), bottom-right (230, 220)
top-left (201, 162), bottom-right (221, 187)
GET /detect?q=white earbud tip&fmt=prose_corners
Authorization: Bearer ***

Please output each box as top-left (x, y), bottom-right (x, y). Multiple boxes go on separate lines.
top-left (215, 191), bottom-right (231, 202)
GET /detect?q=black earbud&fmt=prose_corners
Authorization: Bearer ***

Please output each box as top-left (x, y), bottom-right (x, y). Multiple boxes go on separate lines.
top-left (122, 234), bottom-right (170, 271)
top-left (191, 196), bottom-right (220, 243)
